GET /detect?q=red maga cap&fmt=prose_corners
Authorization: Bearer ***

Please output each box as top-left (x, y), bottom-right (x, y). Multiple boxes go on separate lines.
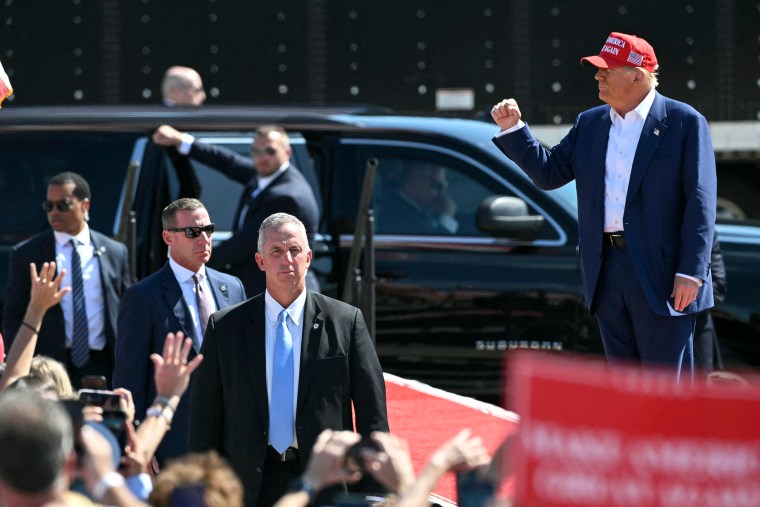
top-left (580, 32), bottom-right (658, 72)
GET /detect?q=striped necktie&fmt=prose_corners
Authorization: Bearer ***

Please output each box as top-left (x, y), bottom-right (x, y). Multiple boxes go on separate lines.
top-left (69, 239), bottom-right (90, 368)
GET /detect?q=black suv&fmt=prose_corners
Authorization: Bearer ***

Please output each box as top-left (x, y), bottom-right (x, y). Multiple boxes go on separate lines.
top-left (2, 105), bottom-right (760, 398)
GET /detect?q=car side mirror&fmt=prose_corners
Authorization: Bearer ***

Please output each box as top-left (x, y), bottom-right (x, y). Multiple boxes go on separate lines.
top-left (477, 196), bottom-right (545, 239)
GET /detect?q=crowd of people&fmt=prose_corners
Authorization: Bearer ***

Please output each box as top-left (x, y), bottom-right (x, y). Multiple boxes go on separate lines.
top-left (0, 30), bottom-right (736, 507)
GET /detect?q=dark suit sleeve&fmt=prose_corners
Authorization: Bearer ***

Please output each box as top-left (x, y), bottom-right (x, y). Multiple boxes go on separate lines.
top-left (350, 309), bottom-right (389, 434)
top-left (2, 245), bottom-right (32, 350)
top-left (113, 286), bottom-right (154, 419)
top-left (189, 313), bottom-right (225, 454)
top-left (188, 141), bottom-right (256, 185)
top-left (677, 112), bottom-right (717, 279)
top-left (208, 194), bottom-right (303, 269)
top-left (117, 242), bottom-right (132, 292)
top-left (492, 122), bottom-right (578, 191)
top-left (711, 235), bottom-right (727, 305)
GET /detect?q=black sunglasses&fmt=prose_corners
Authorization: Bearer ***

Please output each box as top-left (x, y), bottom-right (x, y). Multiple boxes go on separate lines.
top-left (42, 199), bottom-right (75, 212)
top-left (166, 223), bottom-right (215, 238)
top-left (250, 146), bottom-right (277, 157)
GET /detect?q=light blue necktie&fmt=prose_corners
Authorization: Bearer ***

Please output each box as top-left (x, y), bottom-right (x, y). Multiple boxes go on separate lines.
top-left (270, 309), bottom-right (294, 453)
top-left (69, 239), bottom-right (90, 368)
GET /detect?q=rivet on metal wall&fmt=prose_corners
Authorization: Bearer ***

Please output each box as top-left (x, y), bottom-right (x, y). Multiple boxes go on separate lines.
top-left (74, 67), bottom-right (83, 76)
top-left (552, 58), bottom-right (561, 67)
top-left (686, 36), bottom-right (694, 46)
top-left (618, 5), bottom-right (628, 15)
top-left (552, 115), bottom-right (562, 124)
top-left (348, 10), bottom-right (358, 20)
top-left (142, 88), bottom-right (152, 99)
top-left (349, 43), bottom-right (359, 52)
top-left (73, 48), bottom-right (82, 57)
top-left (484, 59), bottom-right (494, 69)
top-left (279, 64), bottom-right (288, 72)
top-left (551, 82), bottom-right (562, 93)
top-left (687, 80), bottom-right (696, 90)
top-left (418, 85), bottom-right (427, 95)
top-left (483, 8), bottom-right (492, 17)
top-left (73, 15), bottom-right (81, 24)
top-left (209, 13), bottom-right (218, 22)
top-left (350, 85), bottom-right (360, 95)
top-left (417, 42), bottom-right (426, 51)
top-left (210, 65), bottom-right (219, 74)
top-left (142, 47), bottom-right (151, 56)
top-left (349, 62), bottom-right (358, 71)
top-left (485, 83), bottom-right (495, 93)
top-left (416, 9), bottom-right (426, 19)
top-left (277, 12), bottom-right (286, 21)
top-left (551, 39), bottom-right (560, 48)
top-left (686, 56), bottom-right (695, 65)
top-left (417, 61), bottom-right (426, 70)
top-left (550, 6), bottom-right (560, 15)
top-left (278, 44), bottom-right (287, 53)
top-left (142, 66), bottom-right (151, 75)
top-left (278, 84), bottom-right (289, 94)
top-left (685, 4), bottom-right (694, 14)
top-left (210, 45), bottom-right (219, 54)
top-left (484, 40), bottom-right (493, 50)
top-left (141, 14), bottom-right (150, 23)
top-left (73, 90), bottom-right (84, 100)
top-left (210, 87), bottom-right (220, 98)
top-left (4, 16), bottom-right (12, 25)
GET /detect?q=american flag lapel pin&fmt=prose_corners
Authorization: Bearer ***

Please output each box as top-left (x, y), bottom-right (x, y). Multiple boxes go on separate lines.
top-left (653, 128), bottom-right (660, 136)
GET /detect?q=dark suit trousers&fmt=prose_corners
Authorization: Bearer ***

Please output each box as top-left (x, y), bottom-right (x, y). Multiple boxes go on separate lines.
top-left (594, 243), bottom-right (695, 381)
top-left (256, 453), bottom-right (302, 507)
top-left (66, 348), bottom-right (113, 389)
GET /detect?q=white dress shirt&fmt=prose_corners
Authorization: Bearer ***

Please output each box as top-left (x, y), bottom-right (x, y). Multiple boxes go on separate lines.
top-left (168, 258), bottom-right (218, 347)
top-left (54, 225), bottom-right (106, 350)
top-left (264, 288), bottom-right (306, 448)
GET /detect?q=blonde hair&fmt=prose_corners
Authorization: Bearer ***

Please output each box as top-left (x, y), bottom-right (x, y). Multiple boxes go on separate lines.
top-left (30, 356), bottom-right (74, 398)
top-left (149, 451), bottom-right (243, 507)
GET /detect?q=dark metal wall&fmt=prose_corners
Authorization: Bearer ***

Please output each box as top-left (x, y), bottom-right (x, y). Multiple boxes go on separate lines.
top-left (1, 0), bottom-right (758, 122)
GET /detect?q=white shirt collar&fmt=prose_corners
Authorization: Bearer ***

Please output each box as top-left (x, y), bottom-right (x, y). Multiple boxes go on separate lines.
top-left (264, 288), bottom-right (307, 326)
top-left (168, 257), bottom-right (208, 283)
top-left (54, 223), bottom-right (91, 247)
top-left (257, 163), bottom-right (289, 191)
top-left (610, 88), bottom-right (657, 124)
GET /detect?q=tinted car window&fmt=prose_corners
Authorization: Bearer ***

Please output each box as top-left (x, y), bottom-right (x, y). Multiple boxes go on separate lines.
top-left (0, 133), bottom-right (138, 239)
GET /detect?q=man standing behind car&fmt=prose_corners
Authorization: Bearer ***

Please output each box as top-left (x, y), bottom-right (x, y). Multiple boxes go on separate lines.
top-left (3, 172), bottom-right (131, 389)
top-left (491, 32), bottom-right (716, 379)
top-left (152, 124), bottom-right (320, 297)
top-left (113, 198), bottom-right (245, 464)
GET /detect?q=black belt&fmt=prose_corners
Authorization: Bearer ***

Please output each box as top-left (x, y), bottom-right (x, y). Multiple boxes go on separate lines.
top-left (266, 446), bottom-right (299, 462)
top-left (603, 232), bottom-right (627, 248)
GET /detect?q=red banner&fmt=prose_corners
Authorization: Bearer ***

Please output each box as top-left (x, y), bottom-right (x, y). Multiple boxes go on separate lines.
top-left (507, 352), bottom-right (760, 507)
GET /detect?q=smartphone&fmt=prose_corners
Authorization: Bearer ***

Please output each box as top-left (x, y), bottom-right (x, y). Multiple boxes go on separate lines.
top-left (456, 470), bottom-right (494, 507)
top-left (80, 375), bottom-right (107, 390)
top-left (100, 408), bottom-right (128, 453)
top-left (78, 389), bottom-right (122, 409)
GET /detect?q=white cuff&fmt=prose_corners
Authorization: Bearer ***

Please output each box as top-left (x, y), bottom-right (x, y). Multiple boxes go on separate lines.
top-left (91, 471), bottom-right (126, 502)
top-left (676, 273), bottom-right (703, 286)
top-left (178, 133), bottom-right (195, 155)
top-left (495, 120), bottom-right (526, 138)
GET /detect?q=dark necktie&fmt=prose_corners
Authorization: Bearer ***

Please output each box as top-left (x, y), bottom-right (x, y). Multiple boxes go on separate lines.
top-left (69, 239), bottom-right (90, 368)
top-left (269, 309), bottom-right (294, 453)
top-left (193, 273), bottom-right (214, 339)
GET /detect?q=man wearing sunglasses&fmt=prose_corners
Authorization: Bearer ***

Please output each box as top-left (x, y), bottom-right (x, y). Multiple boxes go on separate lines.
top-left (3, 172), bottom-right (131, 389)
top-left (113, 198), bottom-right (246, 464)
top-left (152, 124), bottom-right (320, 298)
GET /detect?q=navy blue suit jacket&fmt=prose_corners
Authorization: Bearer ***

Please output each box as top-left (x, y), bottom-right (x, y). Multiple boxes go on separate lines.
top-left (3, 229), bottom-right (130, 368)
top-left (187, 141), bottom-right (320, 297)
top-left (189, 290), bottom-right (388, 506)
top-left (113, 262), bottom-right (245, 462)
top-left (493, 92), bottom-right (717, 316)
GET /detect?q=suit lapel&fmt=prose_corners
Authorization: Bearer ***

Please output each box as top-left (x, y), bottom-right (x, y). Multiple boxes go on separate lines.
top-left (245, 296), bottom-right (270, 424)
top-left (626, 93), bottom-right (668, 208)
top-left (160, 264), bottom-right (198, 348)
top-left (297, 290), bottom-right (324, 413)
top-left (206, 268), bottom-right (231, 310)
top-left (588, 110), bottom-right (612, 238)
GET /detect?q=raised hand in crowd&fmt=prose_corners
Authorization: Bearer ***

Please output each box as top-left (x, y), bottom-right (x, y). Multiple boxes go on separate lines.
top-left (396, 428), bottom-right (491, 507)
top-left (362, 431), bottom-right (417, 495)
top-left (132, 332), bottom-right (203, 472)
top-left (0, 262), bottom-right (70, 393)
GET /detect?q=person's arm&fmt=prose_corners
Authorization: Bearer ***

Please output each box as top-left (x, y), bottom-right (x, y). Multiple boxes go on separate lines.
top-left (349, 308), bottom-right (389, 434)
top-left (152, 124), bottom-right (254, 184)
top-left (132, 331), bottom-right (203, 467)
top-left (79, 425), bottom-right (149, 507)
top-left (113, 286), bottom-right (154, 421)
top-left (0, 262), bottom-right (69, 392)
top-left (395, 429), bottom-right (491, 507)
